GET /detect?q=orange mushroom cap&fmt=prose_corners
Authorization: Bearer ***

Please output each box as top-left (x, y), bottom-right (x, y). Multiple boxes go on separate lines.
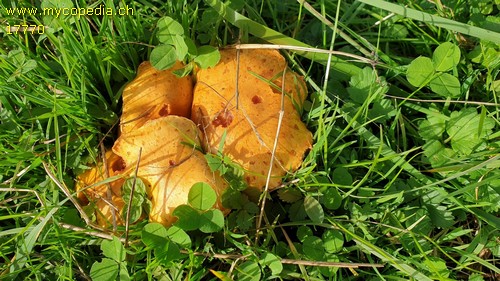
top-left (120, 61), bottom-right (193, 135)
top-left (75, 150), bottom-right (126, 227)
top-left (191, 49), bottom-right (313, 190)
top-left (113, 116), bottom-right (228, 226)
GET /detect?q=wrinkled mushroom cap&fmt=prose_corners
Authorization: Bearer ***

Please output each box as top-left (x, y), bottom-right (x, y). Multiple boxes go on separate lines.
top-left (120, 61), bottom-right (193, 135)
top-left (75, 150), bottom-right (126, 227)
top-left (192, 49), bottom-right (313, 189)
top-left (113, 115), bottom-right (200, 170)
top-left (147, 150), bottom-right (228, 226)
top-left (113, 115), bottom-right (228, 226)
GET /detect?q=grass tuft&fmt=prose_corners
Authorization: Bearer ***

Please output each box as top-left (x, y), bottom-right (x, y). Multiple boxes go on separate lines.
top-left (1, 0), bottom-right (499, 280)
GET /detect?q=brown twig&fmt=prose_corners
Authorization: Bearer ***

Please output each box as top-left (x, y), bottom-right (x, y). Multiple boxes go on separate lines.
top-left (231, 44), bottom-right (375, 65)
top-left (189, 251), bottom-right (384, 268)
top-left (0, 188), bottom-right (45, 208)
top-left (50, 220), bottom-right (384, 269)
top-left (42, 162), bottom-right (92, 226)
top-left (235, 48), bottom-right (241, 109)
top-left (100, 143), bottom-right (117, 232)
top-left (385, 94), bottom-right (500, 106)
top-left (124, 147), bottom-right (142, 247)
top-left (255, 67), bottom-right (288, 243)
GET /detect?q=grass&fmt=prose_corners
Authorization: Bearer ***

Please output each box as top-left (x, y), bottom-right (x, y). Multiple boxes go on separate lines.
top-left (1, 0), bottom-right (500, 280)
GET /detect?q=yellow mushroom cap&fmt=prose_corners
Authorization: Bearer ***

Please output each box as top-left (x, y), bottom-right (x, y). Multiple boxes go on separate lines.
top-left (147, 150), bottom-right (228, 226)
top-left (191, 49), bottom-right (313, 190)
top-left (75, 150), bottom-right (126, 227)
top-left (120, 61), bottom-right (193, 135)
top-left (113, 116), bottom-right (228, 226)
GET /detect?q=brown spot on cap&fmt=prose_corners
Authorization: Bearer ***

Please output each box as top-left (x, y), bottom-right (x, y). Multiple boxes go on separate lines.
top-left (252, 95), bottom-right (262, 104)
top-left (111, 157), bottom-right (126, 173)
top-left (212, 109), bottom-right (233, 128)
top-left (158, 104), bottom-right (171, 117)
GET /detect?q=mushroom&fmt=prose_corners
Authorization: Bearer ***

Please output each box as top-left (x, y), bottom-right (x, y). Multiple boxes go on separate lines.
top-left (76, 49), bottom-right (313, 228)
top-left (119, 61), bottom-right (193, 135)
top-left (76, 61), bottom-right (226, 228)
top-left (191, 49), bottom-right (313, 190)
top-left (112, 115), bottom-right (228, 226)
top-left (75, 150), bottom-right (126, 228)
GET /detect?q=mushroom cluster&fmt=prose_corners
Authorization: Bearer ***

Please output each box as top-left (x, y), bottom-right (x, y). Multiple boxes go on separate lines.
top-left (76, 49), bottom-right (312, 228)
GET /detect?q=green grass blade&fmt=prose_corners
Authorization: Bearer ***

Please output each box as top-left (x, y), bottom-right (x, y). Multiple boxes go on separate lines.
top-left (7, 207), bottom-right (58, 281)
top-left (341, 108), bottom-right (433, 185)
top-left (357, 0), bottom-right (500, 44)
top-left (470, 208), bottom-right (500, 230)
top-left (334, 221), bottom-right (433, 280)
top-left (204, 0), bottom-right (361, 80)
